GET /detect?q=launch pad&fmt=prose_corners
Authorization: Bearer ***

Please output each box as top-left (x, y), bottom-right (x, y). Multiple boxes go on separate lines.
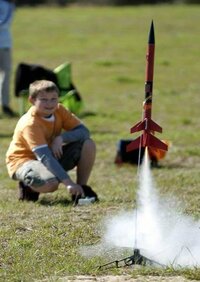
top-left (98, 248), bottom-right (165, 269)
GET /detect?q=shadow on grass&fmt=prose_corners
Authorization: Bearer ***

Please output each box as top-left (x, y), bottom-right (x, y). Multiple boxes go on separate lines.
top-left (154, 159), bottom-right (193, 169)
top-left (38, 197), bottom-right (72, 207)
top-left (116, 163), bottom-right (186, 170)
top-left (150, 163), bottom-right (188, 170)
top-left (79, 111), bottom-right (97, 118)
top-left (0, 133), bottom-right (13, 138)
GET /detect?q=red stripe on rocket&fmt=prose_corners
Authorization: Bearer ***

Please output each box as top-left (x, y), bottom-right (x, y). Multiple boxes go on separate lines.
top-left (127, 21), bottom-right (168, 152)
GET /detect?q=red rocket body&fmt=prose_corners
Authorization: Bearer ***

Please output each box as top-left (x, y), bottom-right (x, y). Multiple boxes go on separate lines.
top-left (127, 21), bottom-right (168, 153)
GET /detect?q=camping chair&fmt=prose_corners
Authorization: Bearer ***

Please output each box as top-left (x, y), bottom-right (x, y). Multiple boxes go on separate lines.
top-left (15, 62), bottom-right (83, 115)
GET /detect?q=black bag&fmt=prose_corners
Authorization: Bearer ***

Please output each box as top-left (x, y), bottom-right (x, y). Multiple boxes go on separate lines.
top-left (15, 63), bottom-right (58, 97)
top-left (114, 139), bottom-right (145, 165)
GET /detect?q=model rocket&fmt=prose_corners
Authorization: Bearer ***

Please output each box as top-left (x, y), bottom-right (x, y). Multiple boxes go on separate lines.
top-left (127, 21), bottom-right (168, 153)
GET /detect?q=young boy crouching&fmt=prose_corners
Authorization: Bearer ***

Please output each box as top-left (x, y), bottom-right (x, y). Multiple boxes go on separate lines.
top-left (5, 80), bottom-right (98, 204)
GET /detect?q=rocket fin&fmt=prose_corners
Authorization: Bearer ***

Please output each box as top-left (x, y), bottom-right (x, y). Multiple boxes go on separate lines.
top-left (147, 133), bottom-right (168, 151)
top-left (126, 136), bottom-right (143, 152)
top-left (127, 133), bottom-right (168, 152)
top-left (130, 119), bottom-right (162, 134)
top-left (130, 120), bottom-right (145, 133)
top-left (148, 119), bottom-right (162, 133)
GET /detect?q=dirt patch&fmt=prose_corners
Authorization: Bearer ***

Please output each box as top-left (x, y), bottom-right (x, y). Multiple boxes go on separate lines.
top-left (61, 275), bottom-right (198, 282)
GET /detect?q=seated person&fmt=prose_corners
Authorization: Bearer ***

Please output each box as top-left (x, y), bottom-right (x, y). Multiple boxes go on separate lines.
top-left (5, 80), bottom-right (98, 203)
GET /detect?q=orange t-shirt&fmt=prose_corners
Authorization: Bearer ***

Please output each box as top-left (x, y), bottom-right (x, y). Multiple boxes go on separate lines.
top-left (6, 104), bottom-right (81, 177)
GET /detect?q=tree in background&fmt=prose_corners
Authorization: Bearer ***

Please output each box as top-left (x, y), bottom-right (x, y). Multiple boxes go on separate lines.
top-left (14, 0), bottom-right (200, 6)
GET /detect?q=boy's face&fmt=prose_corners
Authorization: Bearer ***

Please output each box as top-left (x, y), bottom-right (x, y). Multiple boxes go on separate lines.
top-left (30, 91), bottom-right (58, 117)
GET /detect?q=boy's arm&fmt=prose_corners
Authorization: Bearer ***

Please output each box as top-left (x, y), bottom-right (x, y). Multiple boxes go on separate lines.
top-left (51, 124), bottom-right (90, 159)
top-left (32, 145), bottom-right (70, 181)
top-left (61, 124), bottom-right (90, 143)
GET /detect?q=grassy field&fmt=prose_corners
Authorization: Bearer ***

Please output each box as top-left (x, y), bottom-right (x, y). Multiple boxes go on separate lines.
top-left (1, 4), bottom-right (200, 281)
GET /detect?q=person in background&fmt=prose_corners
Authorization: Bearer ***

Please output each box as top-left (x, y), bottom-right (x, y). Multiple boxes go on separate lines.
top-left (6, 80), bottom-right (98, 204)
top-left (0, 0), bottom-right (16, 117)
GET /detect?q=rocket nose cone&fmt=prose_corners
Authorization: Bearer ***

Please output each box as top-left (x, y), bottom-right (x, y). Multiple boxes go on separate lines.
top-left (148, 21), bottom-right (155, 44)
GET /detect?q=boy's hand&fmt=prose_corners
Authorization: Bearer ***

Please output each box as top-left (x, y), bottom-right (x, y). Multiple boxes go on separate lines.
top-left (62, 178), bottom-right (84, 197)
top-left (51, 136), bottom-right (63, 159)
top-left (67, 184), bottom-right (84, 196)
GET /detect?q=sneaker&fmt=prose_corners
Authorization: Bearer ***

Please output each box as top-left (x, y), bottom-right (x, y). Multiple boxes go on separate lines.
top-left (18, 181), bottom-right (40, 202)
top-left (2, 106), bottom-right (18, 117)
top-left (72, 185), bottom-right (99, 206)
top-left (82, 185), bottom-right (99, 201)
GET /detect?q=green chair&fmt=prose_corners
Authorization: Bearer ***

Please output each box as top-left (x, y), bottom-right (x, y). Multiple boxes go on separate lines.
top-left (54, 62), bottom-right (83, 115)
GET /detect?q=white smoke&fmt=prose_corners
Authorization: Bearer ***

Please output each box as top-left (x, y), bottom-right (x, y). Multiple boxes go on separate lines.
top-left (81, 149), bottom-right (200, 268)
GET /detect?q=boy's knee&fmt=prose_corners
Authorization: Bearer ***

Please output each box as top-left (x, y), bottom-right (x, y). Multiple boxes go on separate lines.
top-left (83, 138), bottom-right (96, 152)
top-left (31, 180), bottom-right (59, 193)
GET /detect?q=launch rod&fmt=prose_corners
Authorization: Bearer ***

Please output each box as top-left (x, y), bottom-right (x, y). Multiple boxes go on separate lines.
top-left (133, 21), bottom-right (155, 252)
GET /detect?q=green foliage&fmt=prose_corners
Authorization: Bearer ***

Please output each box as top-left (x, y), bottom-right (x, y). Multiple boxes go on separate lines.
top-left (1, 5), bottom-right (200, 281)
top-left (14, 0), bottom-right (200, 6)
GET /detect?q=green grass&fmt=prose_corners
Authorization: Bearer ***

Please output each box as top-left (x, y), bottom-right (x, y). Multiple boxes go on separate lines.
top-left (1, 4), bottom-right (200, 281)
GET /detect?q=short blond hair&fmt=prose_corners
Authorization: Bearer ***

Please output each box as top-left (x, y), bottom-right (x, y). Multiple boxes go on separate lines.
top-left (29, 80), bottom-right (59, 99)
